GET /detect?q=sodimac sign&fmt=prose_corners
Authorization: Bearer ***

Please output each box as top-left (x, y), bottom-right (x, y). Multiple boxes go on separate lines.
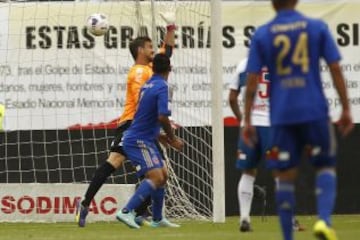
top-left (0, 183), bottom-right (134, 222)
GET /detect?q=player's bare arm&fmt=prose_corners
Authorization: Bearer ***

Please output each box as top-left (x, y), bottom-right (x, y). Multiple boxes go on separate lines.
top-left (159, 11), bottom-right (176, 58)
top-left (161, 11), bottom-right (176, 46)
top-left (328, 62), bottom-right (354, 136)
top-left (164, 25), bottom-right (175, 48)
top-left (242, 72), bottom-right (259, 147)
top-left (158, 115), bottom-right (183, 151)
top-left (229, 89), bottom-right (242, 123)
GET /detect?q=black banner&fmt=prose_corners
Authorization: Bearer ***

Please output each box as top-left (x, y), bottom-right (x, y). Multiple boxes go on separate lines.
top-left (1, 125), bottom-right (360, 216)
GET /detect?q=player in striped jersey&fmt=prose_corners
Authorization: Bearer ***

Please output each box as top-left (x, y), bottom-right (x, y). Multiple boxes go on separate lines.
top-left (76, 13), bottom-right (176, 227)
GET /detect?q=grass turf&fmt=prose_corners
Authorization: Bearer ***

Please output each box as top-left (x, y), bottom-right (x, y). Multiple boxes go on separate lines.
top-left (1, 215), bottom-right (360, 240)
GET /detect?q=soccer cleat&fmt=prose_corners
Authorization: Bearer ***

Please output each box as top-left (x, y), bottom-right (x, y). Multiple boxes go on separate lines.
top-left (239, 220), bottom-right (252, 232)
top-left (293, 219), bottom-right (306, 231)
top-left (313, 220), bottom-right (338, 240)
top-left (75, 200), bottom-right (89, 227)
top-left (116, 210), bottom-right (140, 229)
top-left (150, 218), bottom-right (180, 228)
top-left (135, 216), bottom-right (151, 227)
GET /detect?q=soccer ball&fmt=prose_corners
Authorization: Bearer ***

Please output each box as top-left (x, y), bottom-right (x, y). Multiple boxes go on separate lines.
top-left (86, 13), bottom-right (109, 36)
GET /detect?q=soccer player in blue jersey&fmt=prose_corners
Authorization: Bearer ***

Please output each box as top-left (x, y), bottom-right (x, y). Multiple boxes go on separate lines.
top-left (242, 1), bottom-right (353, 240)
top-left (229, 58), bottom-right (304, 233)
top-left (116, 53), bottom-right (183, 229)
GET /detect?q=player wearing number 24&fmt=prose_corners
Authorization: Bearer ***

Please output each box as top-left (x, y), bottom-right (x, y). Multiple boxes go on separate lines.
top-left (242, 1), bottom-right (353, 240)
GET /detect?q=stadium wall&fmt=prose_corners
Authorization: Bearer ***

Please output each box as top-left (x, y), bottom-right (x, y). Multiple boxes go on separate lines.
top-left (2, 124), bottom-right (360, 217)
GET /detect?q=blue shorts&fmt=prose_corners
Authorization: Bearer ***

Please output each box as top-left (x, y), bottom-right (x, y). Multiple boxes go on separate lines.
top-left (123, 139), bottom-right (164, 177)
top-left (236, 126), bottom-right (270, 170)
top-left (266, 118), bottom-right (337, 170)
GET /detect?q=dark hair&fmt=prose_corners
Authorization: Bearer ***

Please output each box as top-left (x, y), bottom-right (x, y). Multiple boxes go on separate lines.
top-left (272, 0), bottom-right (296, 7)
top-left (129, 36), bottom-right (152, 60)
top-left (152, 53), bottom-right (171, 74)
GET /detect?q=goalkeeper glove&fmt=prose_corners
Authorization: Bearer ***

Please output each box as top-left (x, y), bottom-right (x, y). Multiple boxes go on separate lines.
top-left (159, 11), bottom-right (177, 31)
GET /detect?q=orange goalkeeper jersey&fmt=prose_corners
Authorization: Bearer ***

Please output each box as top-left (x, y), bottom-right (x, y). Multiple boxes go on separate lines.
top-left (118, 64), bottom-right (153, 124)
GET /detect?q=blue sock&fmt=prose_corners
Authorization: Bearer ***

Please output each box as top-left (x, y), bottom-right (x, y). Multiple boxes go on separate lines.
top-left (151, 187), bottom-right (165, 221)
top-left (276, 181), bottom-right (295, 240)
top-left (123, 179), bottom-right (155, 212)
top-left (316, 170), bottom-right (336, 226)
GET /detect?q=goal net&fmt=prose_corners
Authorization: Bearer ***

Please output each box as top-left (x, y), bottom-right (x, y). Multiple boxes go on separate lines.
top-left (0, 0), bottom-right (224, 222)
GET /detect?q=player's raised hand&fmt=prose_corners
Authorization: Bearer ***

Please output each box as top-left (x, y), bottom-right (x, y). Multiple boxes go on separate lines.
top-left (242, 124), bottom-right (257, 148)
top-left (168, 137), bottom-right (183, 152)
top-left (337, 109), bottom-right (354, 137)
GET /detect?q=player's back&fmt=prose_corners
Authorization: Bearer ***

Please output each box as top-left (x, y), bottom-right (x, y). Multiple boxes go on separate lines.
top-left (119, 64), bottom-right (153, 124)
top-left (124, 74), bottom-right (170, 142)
top-left (231, 59), bottom-right (270, 126)
top-left (249, 9), bottom-right (341, 125)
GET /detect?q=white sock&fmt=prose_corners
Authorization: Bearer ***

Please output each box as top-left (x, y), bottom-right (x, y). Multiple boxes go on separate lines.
top-left (238, 174), bottom-right (255, 223)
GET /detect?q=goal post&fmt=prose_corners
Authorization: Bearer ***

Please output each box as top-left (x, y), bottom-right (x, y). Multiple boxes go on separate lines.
top-left (0, 0), bottom-right (225, 222)
top-left (210, 0), bottom-right (225, 223)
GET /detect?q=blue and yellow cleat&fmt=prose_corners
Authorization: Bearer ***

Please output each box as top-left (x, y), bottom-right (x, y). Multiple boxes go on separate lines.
top-left (313, 220), bottom-right (338, 240)
top-left (150, 218), bottom-right (180, 228)
top-left (135, 216), bottom-right (151, 227)
top-left (116, 210), bottom-right (140, 229)
top-left (75, 200), bottom-right (88, 227)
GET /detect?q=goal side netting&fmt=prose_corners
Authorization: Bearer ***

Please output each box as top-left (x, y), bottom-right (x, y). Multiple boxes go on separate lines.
top-left (0, 0), bottom-right (224, 222)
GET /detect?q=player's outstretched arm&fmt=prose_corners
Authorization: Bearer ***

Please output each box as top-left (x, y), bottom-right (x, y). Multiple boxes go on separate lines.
top-left (328, 62), bottom-right (354, 136)
top-left (159, 10), bottom-right (176, 57)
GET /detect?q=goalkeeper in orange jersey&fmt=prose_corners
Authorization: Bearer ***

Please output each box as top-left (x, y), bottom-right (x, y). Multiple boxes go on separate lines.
top-left (76, 12), bottom-right (177, 227)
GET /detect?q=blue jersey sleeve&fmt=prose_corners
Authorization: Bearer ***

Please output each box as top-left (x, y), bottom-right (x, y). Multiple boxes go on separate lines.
top-left (246, 28), bottom-right (265, 74)
top-left (158, 85), bottom-right (171, 116)
top-left (320, 22), bottom-right (341, 64)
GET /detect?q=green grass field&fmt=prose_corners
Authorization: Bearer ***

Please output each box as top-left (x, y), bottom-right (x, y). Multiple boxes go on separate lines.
top-left (1, 215), bottom-right (360, 240)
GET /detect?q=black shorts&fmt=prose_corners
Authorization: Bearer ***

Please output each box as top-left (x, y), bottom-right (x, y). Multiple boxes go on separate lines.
top-left (110, 120), bottom-right (132, 155)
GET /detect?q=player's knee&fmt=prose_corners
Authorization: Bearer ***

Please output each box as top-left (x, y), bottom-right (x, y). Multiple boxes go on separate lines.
top-left (243, 168), bottom-right (257, 177)
top-left (147, 168), bottom-right (167, 187)
top-left (107, 152), bottom-right (125, 169)
top-left (273, 168), bottom-right (298, 181)
top-left (316, 167), bottom-right (336, 175)
top-left (162, 167), bottom-right (169, 181)
top-left (154, 174), bottom-right (167, 187)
